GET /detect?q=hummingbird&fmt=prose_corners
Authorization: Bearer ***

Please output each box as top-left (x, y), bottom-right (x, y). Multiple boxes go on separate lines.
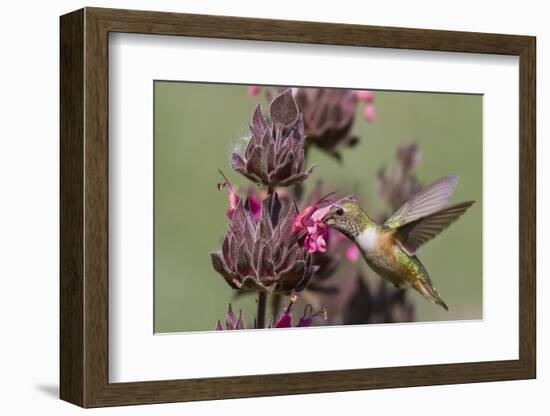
top-left (322, 175), bottom-right (474, 310)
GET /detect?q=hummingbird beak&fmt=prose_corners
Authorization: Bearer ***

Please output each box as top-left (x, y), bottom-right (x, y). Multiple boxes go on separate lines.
top-left (321, 209), bottom-right (335, 225)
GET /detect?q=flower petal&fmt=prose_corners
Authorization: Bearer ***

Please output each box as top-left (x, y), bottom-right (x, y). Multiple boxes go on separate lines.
top-left (270, 89), bottom-right (298, 126)
top-left (236, 242), bottom-right (255, 277)
top-left (247, 86), bottom-right (261, 97)
top-left (238, 276), bottom-right (268, 292)
top-left (276, 260), bottom-right (306, 293)
top-left (230, 152), bottom-right (246, 171)
top-left (231, 153), bottom-right (262, 184)
top-left (277, 172), bottom-right (310, 187)
top-left (226, 303), bottom-right (238, 328)
top-left (211, 252), bottom-right (240, 289)
top-left (250, 104), bottom-right (268, 138)
top-left (246, 146), bottom-right (267, 180)
top-left (315, 234), bottom-right (327, 253)
top-left (345, 245), bottom-right (360, 262)
top-left (364, 104), bottom-right (377, 123)
top-left (270, 150), bottom-right (295, 183)
top-left (274, 312), bottom-right (292, 328)
top-left (246, 193), bottom-right (262, 222)
top-left (311, 206), bottom-right (331, 222)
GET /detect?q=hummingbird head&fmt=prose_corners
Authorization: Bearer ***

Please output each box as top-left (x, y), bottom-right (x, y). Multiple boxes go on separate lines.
top-left (322, 201), bottom-right (368, 239)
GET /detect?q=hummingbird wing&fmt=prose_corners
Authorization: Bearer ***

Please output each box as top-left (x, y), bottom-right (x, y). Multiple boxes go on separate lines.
top-left (385, 175), bottom-right (459, 229)
top-left (393, 201), bottom-right (475, 255)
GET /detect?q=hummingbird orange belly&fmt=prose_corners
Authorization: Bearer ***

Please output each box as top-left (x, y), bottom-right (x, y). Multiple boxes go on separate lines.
top-left (358, 229), bottom-right (428, 289)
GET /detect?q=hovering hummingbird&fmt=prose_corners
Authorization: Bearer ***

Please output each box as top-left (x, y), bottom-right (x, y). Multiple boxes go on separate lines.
top-left (322, 175), bottom-right (474, 310)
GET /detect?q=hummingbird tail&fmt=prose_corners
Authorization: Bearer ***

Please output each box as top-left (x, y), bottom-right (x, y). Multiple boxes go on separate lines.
top-left (412, 279), bottom-right (449, 311)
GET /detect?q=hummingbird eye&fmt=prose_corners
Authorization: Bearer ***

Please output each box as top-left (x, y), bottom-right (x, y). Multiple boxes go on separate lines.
top-left (335, 207), bottom-right (344, 216)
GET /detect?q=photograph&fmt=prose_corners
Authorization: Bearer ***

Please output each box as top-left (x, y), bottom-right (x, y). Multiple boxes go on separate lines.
top-left (154, 82), bottom-right (482, 333)
top-left (52, 4), bottom-right (537, 409)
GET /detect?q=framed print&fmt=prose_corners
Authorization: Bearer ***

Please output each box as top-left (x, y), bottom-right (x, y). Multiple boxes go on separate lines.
top-left (60, 7), bottom-right (536, 408)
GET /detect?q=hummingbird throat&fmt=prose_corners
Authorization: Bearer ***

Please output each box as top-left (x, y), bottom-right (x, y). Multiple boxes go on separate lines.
top-left (356, 226), bottom-right (380, 253)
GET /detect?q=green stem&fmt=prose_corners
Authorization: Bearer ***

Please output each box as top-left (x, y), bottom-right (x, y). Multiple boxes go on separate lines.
top-left (256, 292), bottom-right (268, 329)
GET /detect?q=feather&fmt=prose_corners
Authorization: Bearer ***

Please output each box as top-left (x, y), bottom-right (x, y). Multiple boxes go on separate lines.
top-left (385, 175), bottom-right (459, 229)
top-left (394, 201), bottom-right (475, 255)
top-left (412, 279), bottom-right (449, 311)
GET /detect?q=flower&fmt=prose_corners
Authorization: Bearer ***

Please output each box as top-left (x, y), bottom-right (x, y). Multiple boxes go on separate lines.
top-left (218, 178), bottom-right (262, 222)
top-left (247, 85), bottom-right (261, 96)
top-left (211, 192), bottom-right (317, 293)
top-left (363, 103), bottom-right (377, 123)
top-left (355, 90), bottom-right (374, 103)
top-left (345, 243), bottom-right (361, 262)
top-left (216, 304), bottom-right (245, 330)
top-left (215, 297), bottom-right (327, 330)
top-left (273, 296), bottom-right (327, 328)
top-left (244, 191), bottom-right (262, 222)
top-left (354, 90), bottom-right (377, 123)
top-left (248, 87), bottom-right (377, 160)
top-left (293, 88), bottom-right (360, 160)
top-left (293, 183), bottom-right (344, 288)
top-left (292, 205), bottom-right (331, 254)
top-left (378, 142), bottom-right (423, 213)
top-left (231, 89), bottom-right (315, 188)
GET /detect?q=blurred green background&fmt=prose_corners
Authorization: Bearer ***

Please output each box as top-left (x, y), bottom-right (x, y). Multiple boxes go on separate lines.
top-left (154, 82), bottom-right (482, 333)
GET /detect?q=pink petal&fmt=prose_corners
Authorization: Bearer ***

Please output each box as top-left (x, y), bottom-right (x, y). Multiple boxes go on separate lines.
top-left (355, 90), bottom-right (374, 103)
top-left (229, 191), bottom-right (240, 209)
top-left (226, 208), bottom-right (235, 220)
top-left (293, 206), bottom-right (316, 233)
top-left (295, 205), bottom-right (334, 253)
top-left (304, 236), bottom-right (317, 253)
top-left (247, 86), bottom-right (261, 96)
top-left (363, 104), bottom-right (377, 123)
top-left (345, 245), bottom-right (360, 262)
top-left (274, 313), bottom-right (292, 328)
top-left (247, 193), bottom-right (262, 222)
top-left (306, 223), bottom-right (318, 235)
top-left (316, 234), bottom-right (327, 253)
top-left (311, 205), bottom-right (331, 222)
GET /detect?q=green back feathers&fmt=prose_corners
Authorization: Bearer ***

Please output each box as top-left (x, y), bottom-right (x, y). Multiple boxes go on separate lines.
top-left (339, 202), bottom-right (377, 237)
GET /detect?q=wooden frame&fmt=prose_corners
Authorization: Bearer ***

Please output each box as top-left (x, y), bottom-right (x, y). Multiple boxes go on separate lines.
top-left (60, 7), bottom-right (536, 408)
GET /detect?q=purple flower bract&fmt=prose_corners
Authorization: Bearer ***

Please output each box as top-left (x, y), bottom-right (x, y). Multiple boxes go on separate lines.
top-left (231, 89), bottom-right (315, 188)
top-left (211, 192), bottom-right (317, 293)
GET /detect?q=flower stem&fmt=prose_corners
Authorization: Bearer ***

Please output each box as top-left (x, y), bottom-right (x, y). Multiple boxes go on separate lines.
top-left (267, 186), bottom-right (277, 225)
top-left (257, 185), bottom-right (274, 329)
top-left (256, 292), bottom-right (267, 329)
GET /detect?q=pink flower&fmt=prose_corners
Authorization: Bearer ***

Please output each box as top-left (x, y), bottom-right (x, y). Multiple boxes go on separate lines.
top-left (363, 104), bottom-right (377, 123)
top-left (247, 85), bottom-right (261, 96)
top-left (345, 244), bottom-right (360, 262)
top-left (355, 90), bottom-right (374, 103)
top-left (215, 304), bottom-right (245, 330)
top-left (274, 297), bottom-right (327, 328)
top-left (218, 175), bottom-right (261, 222)
top-left (354, 90), bottom-right (376, 122)
top-left (226, 190), bottom-right (261, 223)
top-left (293, 205), bottom-right (331, 254)
top-left (246, 191), bottom-right (262, 221)
top-left (226, 189), bottom-right (240, 220)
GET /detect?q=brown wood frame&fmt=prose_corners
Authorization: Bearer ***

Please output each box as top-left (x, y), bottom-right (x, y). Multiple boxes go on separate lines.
top-left (60, 7), bottom-right (536, 408)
